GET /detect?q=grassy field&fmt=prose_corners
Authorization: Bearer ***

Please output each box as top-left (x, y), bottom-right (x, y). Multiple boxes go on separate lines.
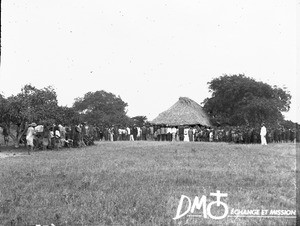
top-left (0, 141), bottom-right (297, 226)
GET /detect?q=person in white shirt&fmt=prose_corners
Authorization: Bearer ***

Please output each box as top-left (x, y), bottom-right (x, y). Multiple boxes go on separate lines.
top-left (184, 127), bottom-right (189, 142)
top-left (26, 123), bottom-right (37, 154)
top-left (260, 123), bottom-right (267, 145)
top-left (34, 125), bottom-right (43, 133)
top-left (137, 127), bottom-right (141, 140)
top-left (171, 127), bottom-right (177, 141)
top-left (209, 129), bottom-right (214, 142)
top-left (118, 128), bottom-right (123, 141)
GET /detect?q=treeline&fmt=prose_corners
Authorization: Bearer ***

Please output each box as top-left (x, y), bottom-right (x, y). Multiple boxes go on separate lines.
top-left (0, 85), bottom-right (133, 148)
top-left (1, 74), bottom-right (298, 147)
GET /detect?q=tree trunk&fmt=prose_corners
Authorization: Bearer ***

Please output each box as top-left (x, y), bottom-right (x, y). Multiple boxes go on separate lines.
top-left (8, 122), bottom-right (27, 148)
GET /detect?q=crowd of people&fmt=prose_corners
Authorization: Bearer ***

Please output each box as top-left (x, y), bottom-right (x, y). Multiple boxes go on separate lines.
top-left (23, 122), bottom-right (96, 154)
top-left (1, 122), bottom-right (299, 154)
top-left (95, 124), bottom-right (299, 144)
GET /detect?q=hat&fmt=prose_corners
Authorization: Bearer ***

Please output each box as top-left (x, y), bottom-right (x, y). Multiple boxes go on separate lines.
top-left (29, 122), bottom-right (37, 127)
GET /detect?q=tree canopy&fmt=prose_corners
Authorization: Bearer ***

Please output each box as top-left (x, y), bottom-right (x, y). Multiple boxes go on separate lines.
top-left (7, 84), bottom-right (59, 125)
top-left (203, 74), bottom-right (291, 127)
top-left (0, 85), bottom-right (131, 147)
top-left (131, 116), bottom-right (148, 127)
top-left (0, 85), bottom-right (79, 147)
top-left (73, 90), bottom-right (130, 126)
top-left (0, 79), bottom-right (296, 147)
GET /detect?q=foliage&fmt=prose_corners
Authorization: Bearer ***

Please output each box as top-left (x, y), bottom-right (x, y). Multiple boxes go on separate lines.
top-left (6, 84), bottom-right (59, 125)
top-left (203, 74), bottom-right (291, 127)
top-left (280, 120), bottom-right (299, 130)
top-left (73, 90), bottom-right (130, 126)
top-left (1, 85), bottom-right (60, 146)
top-left (0, 94), bottom-right (9, 126)
top-left (1, 85), bottom-right (79, 147)
top-left (131, 115), bottom-right (148, 127)
top-left (55, 106), bottom-right (81, 125)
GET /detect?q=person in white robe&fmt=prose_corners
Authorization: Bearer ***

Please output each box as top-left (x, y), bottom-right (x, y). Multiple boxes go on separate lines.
top-left (26, 123), bottom-right (36, 154)
top-left (260, 123), bottom-right (267, 145)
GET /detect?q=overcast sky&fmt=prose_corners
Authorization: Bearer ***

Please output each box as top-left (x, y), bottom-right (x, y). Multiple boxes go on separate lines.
top-left (1, 0), bottom-right (298, 123)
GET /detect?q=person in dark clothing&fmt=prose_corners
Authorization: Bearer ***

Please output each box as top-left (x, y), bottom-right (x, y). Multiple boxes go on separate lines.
top-left (156, 127), bottom-right (161, 141)
top-left (142, 125), bottom-right (147, 140)
top-left (42, 124), bottom-right (50, 150)
top-left (188, 127), bottom-right (193, 142)
top-left (133, 126), bottom-right (138, 141)
top-left (178, 126), bottom-right (184, 141)
top-left (73, 125), bottom-right (80, 148)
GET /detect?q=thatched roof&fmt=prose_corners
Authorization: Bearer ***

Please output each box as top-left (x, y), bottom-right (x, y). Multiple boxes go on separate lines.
top-left (151, 97), bottom-right (211, 126)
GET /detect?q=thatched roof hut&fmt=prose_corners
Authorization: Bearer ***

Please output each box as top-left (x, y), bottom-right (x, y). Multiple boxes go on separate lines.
top-left (151, 97), bottom-right (211, 127)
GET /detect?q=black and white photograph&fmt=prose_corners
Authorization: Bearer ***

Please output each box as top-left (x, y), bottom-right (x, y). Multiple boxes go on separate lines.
top-left (0, 0), bottom-right (298, 225)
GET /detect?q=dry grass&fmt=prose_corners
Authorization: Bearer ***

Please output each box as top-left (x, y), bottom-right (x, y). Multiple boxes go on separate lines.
top-left (0, 141), bottom-right (297, 225)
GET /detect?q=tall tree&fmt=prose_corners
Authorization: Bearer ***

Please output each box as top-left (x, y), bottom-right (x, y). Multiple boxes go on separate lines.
top-left (5, 85), bottom-right (60, 147)
top-left (203, 74), bottom-right (291, 127)
top-left (73, 90), bottom-right (130, 126)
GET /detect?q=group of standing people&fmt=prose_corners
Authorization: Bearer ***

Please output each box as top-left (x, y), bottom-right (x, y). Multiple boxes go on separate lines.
top-left (2, 122), bottom-right (299, 152)
top-left (24, 122), bottom-right (96, 154)
top-left (96, 125), bottom-right (154, 141)
top-left (194, 124), bottom-right (298, 145)
top-left (94, 123), bottom-right (299, 145)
